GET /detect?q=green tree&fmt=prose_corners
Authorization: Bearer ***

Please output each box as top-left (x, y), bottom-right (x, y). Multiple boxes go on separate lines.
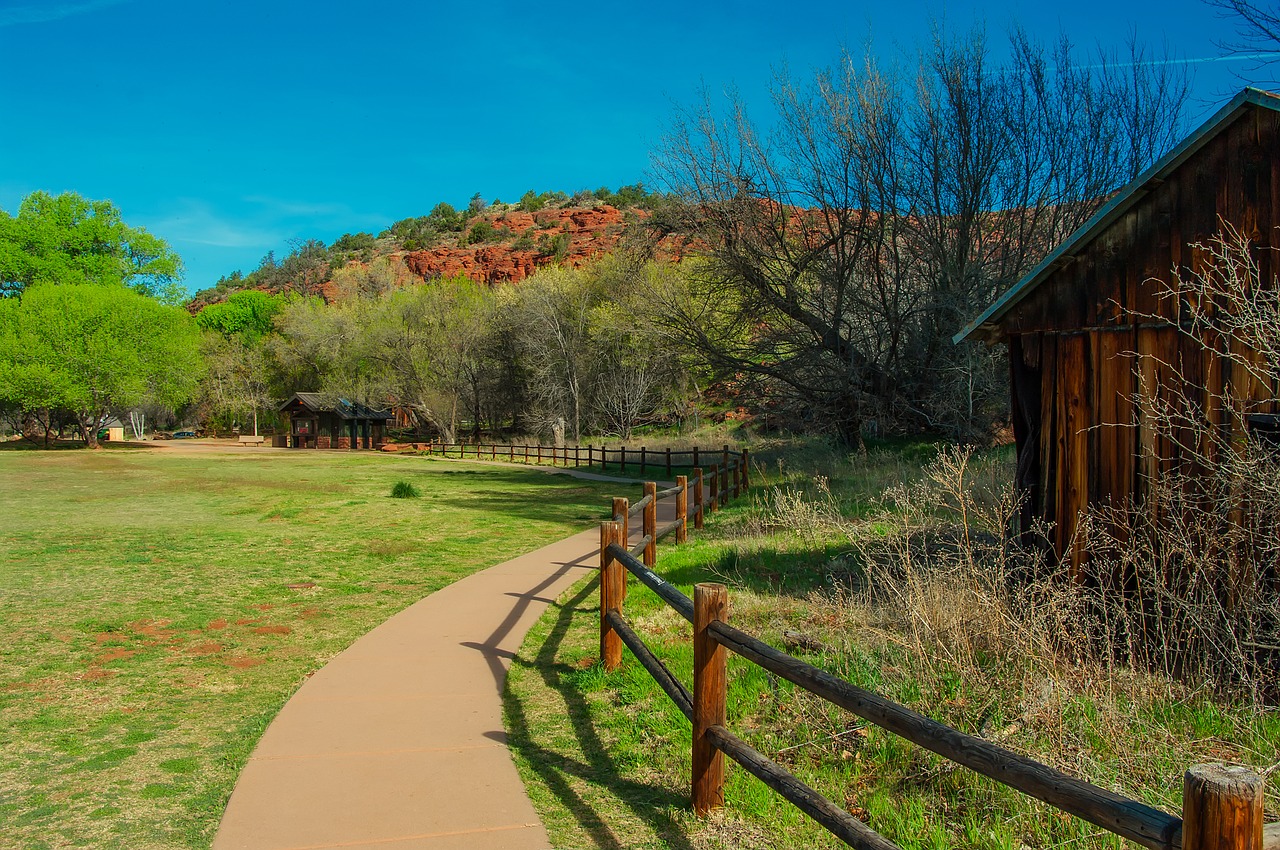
top-left (360, 277), bottom-right (494, 443)
top-left (0, 284), bottom-right (203, 446)
top-left (518, 190), bottom-right (545, 212)
top-left (194, 290), bottom-right (284, 343)
top-left (199, 333), bottom-right (274, 436)
top-left (329, 232), bottom-right (377, 263)
top-left (194, 290), bottom-right (285, 434)
top-left (0, 191), bottom-right (183, 301)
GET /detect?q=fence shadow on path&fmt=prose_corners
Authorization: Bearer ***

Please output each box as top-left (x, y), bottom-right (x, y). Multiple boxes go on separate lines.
top-left (499, 575), bottom-right (695, 850)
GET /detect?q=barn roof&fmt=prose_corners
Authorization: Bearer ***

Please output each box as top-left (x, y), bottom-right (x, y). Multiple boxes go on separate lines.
top-left (954, 87), bottom-right (1280, 345)
top-left (279, 392), bottom-right (392, 420)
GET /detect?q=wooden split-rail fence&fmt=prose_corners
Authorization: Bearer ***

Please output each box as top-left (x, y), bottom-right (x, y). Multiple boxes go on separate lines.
top-left (416, 441), bottom-right (747, 482)
top-left (598, 478), bottom-right (1278, 850)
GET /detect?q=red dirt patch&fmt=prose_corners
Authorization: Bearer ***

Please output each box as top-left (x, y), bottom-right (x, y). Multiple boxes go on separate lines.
top-left (94, 648), bottom-right (136, 664)
top-left (129, 618), bottom-right (172, 635)
top-left (207, 619), bottom-right (228, 630)
top-left (94, 633), bottom-right (127, 645)
top-left (81, 669), bottom-right (118, 680)
top-left (3, 678), bottom-right (52, 692)
top-left (299, 606), bottom-right (324, 619)
top-left (188, 642), bottom-right (223, 656)
top-left (234, 618), bottom-right (260, 626)
top-left (226, 656), bottom-right (264, 669)
top-left (286, 582), bottom-right (316, 590)
top-left (253, 625), bottom-right (291, 636)
top-left (251, 604), bottom-right (274, 612)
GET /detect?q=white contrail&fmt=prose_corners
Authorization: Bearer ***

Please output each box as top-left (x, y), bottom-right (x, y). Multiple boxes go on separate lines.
top-left (1077, 51), bottom-right (1280, 70)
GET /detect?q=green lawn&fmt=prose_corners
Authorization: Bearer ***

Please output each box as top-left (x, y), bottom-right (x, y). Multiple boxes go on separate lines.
top-left (0, 445), bottom-right (618, 849)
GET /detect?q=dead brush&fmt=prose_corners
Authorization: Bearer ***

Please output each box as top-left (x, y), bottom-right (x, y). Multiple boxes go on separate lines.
top-left (1064, 470), bottom-right (1280, 706)
top-left (750, 475), bottom-right (843, 545)
top-left (840, 445), bottom-right (1053, 677)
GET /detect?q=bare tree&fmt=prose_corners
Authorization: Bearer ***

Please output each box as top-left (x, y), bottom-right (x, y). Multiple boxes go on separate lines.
top-left (653, 26), bottom-right (1189, 442)
top-left (1208, 0), bottom-right (1280, 85)
top-left (509, 267), bottom-right (600, 442)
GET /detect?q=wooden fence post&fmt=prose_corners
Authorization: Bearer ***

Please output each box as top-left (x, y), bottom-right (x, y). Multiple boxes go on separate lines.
top-left (641, 446), bottom-right (647, 474)
top-left (676, 476), bottom-right (688, 543)
top-left (509, 444), bottom-right (514, 463)
top-left (600, 521), bottom-right (625, 672)
top-left (693, 446), bottom-right (699, 469)
top-left (644, 481), bottom-right (657, 567)
top-left (1182, 763), bottom-right (1264, 850)
top-left (694, 468), bottom-right (704, 530)
top-left (720, 463), bottom-right (729, 508)
top-left (666, 447), bottom-right (672, 477)
top-left (524, 444), bottom-right (529, 463)
top-left (740, 448), bottom-right (749, 492)
top-left (537, 445), bottom-right (543, 464)
top-left (732, 461), bottom-right (740, 500)
top-left (601, 446), bottom-right (607, 471)
top-left (621, 446), bottom-right (627, 472)
top-left (708, 466), bottom-right (719, 514)
top-left (722, 444), bottom-right (729, 473)
top-left (693, 583), bottom-right (728, 815)
top-left (612, 497), bottom-right (629, 555)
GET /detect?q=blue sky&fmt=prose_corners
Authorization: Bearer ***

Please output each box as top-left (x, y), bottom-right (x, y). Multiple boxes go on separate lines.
top-left (0, 0), bottom-right (1270, 293)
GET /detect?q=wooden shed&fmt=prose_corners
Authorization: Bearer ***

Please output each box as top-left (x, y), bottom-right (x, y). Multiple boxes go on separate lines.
top-left (956, 88), bottom-right (1280, 567)
top-left (278, 393), bottom-right (392, 450)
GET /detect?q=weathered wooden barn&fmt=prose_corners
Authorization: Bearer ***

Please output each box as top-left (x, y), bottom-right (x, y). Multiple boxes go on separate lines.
top-left (956, 87), bottom-right (1280, 567)
top-left (278, 393), bottom-right (392, 449)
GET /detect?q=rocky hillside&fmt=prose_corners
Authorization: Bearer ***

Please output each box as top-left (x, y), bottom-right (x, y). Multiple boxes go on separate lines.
top-left (191, 190), bottom-right (692, 308)
top-left (400, 204), bottom-right (658, 284)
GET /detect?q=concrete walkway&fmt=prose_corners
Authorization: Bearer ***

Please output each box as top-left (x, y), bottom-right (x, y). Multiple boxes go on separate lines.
top-left (214, 471), bottom-right (687, 850)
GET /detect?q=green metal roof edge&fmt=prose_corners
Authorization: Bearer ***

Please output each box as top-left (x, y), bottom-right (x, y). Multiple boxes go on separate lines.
top-left (953, 87), bottom-right (1280, 345)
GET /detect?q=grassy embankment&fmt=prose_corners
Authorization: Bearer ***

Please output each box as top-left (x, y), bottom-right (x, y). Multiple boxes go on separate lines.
top-left (0, 443), bottom-right (618, 849)
top-left (505, 440), bottom-right (1280, 849)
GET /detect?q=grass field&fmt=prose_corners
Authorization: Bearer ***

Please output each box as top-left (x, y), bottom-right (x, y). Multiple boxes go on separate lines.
top-left (0, 443), bottom-right (618, 849)
top-left (505, 443), bottom-right (1280, 849)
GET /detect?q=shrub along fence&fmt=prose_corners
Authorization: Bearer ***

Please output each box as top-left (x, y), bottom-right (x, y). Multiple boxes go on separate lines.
top-left (599, 486), bottom-right (1277, 850)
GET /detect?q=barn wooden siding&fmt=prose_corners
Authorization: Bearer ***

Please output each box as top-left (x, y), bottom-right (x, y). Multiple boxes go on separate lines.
top-left (985, 96), bottom-right (1280, 568)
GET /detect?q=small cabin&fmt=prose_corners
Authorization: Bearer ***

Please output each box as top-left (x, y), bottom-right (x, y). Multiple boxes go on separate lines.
top-left (956, 88), bottom-right (1280, 567)
top-left (278, 393), bottom-right (392, 450)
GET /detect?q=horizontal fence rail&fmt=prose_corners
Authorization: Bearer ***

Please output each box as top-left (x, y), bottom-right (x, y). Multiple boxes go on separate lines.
top-left (706, 616), bottom-right (1181, 849)
top-left (387, 439), bottom-right (748, 482)
top-left (597, 517), bottom-right (1273, 850)
top-left (704, 724), bottom-right (902, 850)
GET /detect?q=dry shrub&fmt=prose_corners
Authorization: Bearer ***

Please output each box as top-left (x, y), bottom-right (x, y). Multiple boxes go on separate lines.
top-left (749, 475), bottom-right (843, 545)
top-left (1056, 225), bottom-right (1280, 704)
top-left (842, 445), bottom-right (1054, 676)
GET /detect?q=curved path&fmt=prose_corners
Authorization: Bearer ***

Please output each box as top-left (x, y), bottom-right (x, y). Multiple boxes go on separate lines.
top-left (214, 465), bottom-right (686, 850)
